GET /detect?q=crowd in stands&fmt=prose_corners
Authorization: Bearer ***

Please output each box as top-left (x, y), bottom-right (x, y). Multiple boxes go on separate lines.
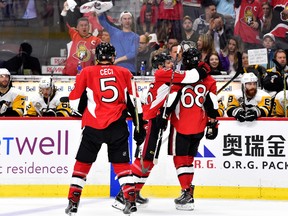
top-left (0, 0), bottom-right (288, 118)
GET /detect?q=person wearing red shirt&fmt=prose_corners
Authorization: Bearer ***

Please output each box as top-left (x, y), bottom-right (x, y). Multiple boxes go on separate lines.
top-left (65, 42), bottom-right (146, 215)
top-left (168, 48), bottom-right (219, 211)
top-left (62, 17), bottom-right (101, 76)
top-left (234, 0), bottom-right (263, 50)
top-left (112, 48), bottom-right (211, 211)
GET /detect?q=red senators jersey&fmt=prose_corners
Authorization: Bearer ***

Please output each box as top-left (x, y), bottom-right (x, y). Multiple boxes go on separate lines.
top-left (234, 0), bottom-right (263, 44)
top-left (63, 25), bottom-right (101, 76)
top-left (69, 65), bottom-right (135, 129)
top-left (170, 75), bottom-right (217, 135)
top-left (143, 67), bottom-right (204, 120)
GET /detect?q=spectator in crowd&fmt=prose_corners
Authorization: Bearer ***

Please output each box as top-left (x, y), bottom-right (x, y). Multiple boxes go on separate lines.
top-left (269, 0), bottom-right (288, 50)
top-left (62, 17), bottom-right (101, 76)
top-left (207, 51), bottom-right (228, 75)
top-left (25, 76), bottom-right (75, 117)
top-left (182, 0), bottom-right (203, 20)
top-left (263, 49), bottom-right (288, 96)
top-left (136, 34), bottom-right (154, 75)
top-left (234, 0), bottom-right (263, 50)
top-left (3, 42), bottom-right (41, 75)
top-left (192, 0), bottom-right (217, 38)
top-left (207, 13), bottom-right (231, 53)
top-left (137, 0), bottom-right (158, 35)
top-left (169, 42), bottom-right (183, 70)
top-left (214, 0), bottom-right (235, 34)
top-left (261, 33), bottom-right (277, 69)
top-left (156, 0), bottom-right (183, 42)
top-left (220, 36), bottom-right (242, 75)
top-left (197, 34), bottom-right (215, 63)
top-left (98, 11), bottom-right (139, 75)
top-left (0, 68), bottom-right (26, 117)
top-left (226, 72), bottom-right (271, 122)
top-left (156, 19), bottom-right (173, 47)
top-left (181, 15), bottom-right (198, 50)
top-left (241, 50), bottom-right (267, 89)
top-left (65, 42), bottom-right (146, 215)
top-left (260, 1), bottom-right (274, 37)
top-left (101, 29), bottom-right (110, 43)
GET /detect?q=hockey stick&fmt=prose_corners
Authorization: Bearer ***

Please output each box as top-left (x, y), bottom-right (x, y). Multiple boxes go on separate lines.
top-left (131, 77), bottom-right (149, 174)
top-left (272, 59), bottom-right (287, 117)
top-left (216, 52), bottom-right (243, 95)
top-left (153, 45), bottom-right (181, 165)
top-left (46, 68), bottom-right (55, 110)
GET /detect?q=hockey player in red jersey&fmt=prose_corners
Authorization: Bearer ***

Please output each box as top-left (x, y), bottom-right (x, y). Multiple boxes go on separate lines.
top-left (112, 47), bottom-right (211, 211)
top-left (65, 42), bottom-right (146, 215)
top-left (168, 48), bottom-right (219, 211)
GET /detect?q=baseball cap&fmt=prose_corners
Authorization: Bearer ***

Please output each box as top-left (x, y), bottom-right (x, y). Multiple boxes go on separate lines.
top-left (0, 68), bottom-right (10, 76)
top-left (263, 33), bottom-right (275, 42)
top-left (120, 11), bottom-right (132, 20)
top-left (183, 15), bottom-right (192, 23)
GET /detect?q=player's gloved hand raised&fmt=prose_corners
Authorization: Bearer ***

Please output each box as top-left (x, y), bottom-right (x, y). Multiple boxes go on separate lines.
top-left (245, 109), bottom-right (258, 121)
top-left (205, 120), bottom-right (219, 140)
top-left (133, 127), bottom-right (146, 146)
top-left (233, 108), bottom-right (246, 122)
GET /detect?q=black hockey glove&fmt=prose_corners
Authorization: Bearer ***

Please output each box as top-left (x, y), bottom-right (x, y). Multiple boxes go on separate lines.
top-left (42, 109), bottom-right (57, 117)
top-left (156, 113), bottom-right (168, 130)
top-left (133, 126), bottom-right (146, 146)
top-left (2, 108), bottom-right (21, 116)
top-left (245, 109), bottom-right (258, 121)
top-left (233, 108), bottom-right (246, 122)
top-left (205, 120), bottom-right (219, 140)
top-left (133, 114), bottom-right (147, 146)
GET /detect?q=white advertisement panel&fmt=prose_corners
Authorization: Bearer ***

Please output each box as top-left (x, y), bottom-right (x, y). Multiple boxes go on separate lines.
top-left (0, 119), bottom-right (110, 185)
top-left (1, 119), bottom-right (287, 189)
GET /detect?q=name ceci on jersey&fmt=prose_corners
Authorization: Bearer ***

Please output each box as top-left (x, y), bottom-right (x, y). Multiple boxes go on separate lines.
top-left (100, 68), bottom-right (114, 76)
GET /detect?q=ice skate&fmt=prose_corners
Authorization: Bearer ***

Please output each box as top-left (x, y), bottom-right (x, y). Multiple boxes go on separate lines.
top-left (135, 191), bottom-right (149, 207)
top-left (112, 190), bottom-right (125, 211)
top-left (65, 199), bottom-right (79, 216)
top-left (123, 200), bottom-right (137, 215)
top-left (174, 186), bottom-right (195, 211)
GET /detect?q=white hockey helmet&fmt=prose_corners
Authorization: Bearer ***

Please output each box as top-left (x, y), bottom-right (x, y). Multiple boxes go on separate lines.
top-left (241, 72), bottom-right (258, 84)
top-left (39, 77), bottom-right (54, 89)
top-left (0, 68), bottom-right (11, 76)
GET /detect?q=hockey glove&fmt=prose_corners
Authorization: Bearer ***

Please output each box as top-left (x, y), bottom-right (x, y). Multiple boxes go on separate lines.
top-left (156, 113), bottom-right (168, 130)
top-left (245, 109), bottom-right (258, 122)
top-left (133, 127), bottom-right (146, 146)
top-left (205, 120), bottom-right (219, 140)
top-left (42, 109), bottom-right (57, 117)
top-left (233, 108), bottom-right (246, 122)
top-left (2, 108), bottom-right (21, 116)
top-left (0, 101), bottom-right (8, 115)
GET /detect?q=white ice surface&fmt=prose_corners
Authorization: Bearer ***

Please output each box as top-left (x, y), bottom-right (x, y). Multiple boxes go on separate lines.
top-left (0, 198), bottom-right (287, 216)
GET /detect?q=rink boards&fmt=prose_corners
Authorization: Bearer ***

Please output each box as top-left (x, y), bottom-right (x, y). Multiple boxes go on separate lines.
top-left (0, 117), bottom-right (288, 200)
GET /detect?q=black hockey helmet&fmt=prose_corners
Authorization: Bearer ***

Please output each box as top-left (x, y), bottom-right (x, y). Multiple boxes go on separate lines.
top-left (182, 47), bottom-right (201, 68)
top-left (95, 42), bottom-right (116, 62)
top-left (151, 52), bottom-right (172, 69)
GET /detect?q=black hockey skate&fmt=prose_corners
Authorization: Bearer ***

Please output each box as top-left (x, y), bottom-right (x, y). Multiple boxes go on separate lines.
top-left (135, 191), bottom-right (149, 205)
top-left (112, 190), bottom-right (125, 211)
top-left (123, 200), bottom-right (137, 215)
top-left (174, 185), bottom-right (195, 211)
top-left (123, 191), bottom-right (137, 215)
top-left (112, 190), bottom-right (149, 210)
top-left (65, 199), bottom-right (79, 216)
